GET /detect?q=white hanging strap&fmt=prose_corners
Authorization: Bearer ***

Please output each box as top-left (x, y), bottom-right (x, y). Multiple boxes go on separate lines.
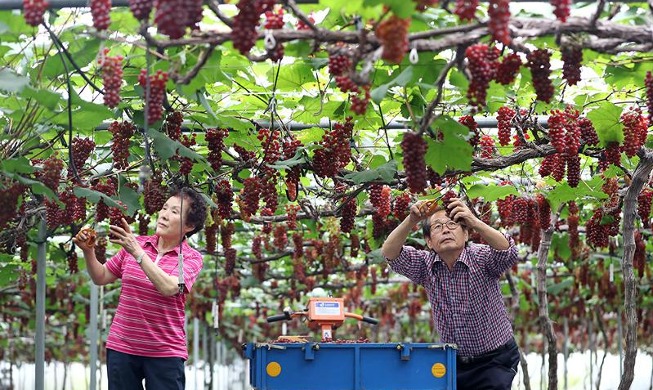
top-left (264, 30), bottom-right (276, 50)
top-left (178, 190), bottom-right (185, 295)
top-left (409, 47), bottom-right (418, 64)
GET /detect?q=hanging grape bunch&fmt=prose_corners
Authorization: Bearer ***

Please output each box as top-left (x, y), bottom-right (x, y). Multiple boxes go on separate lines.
top-left (138, 69), bottom-right (168, 125)
top-left (401, 132), bottom-right (428, 194)
top-left (99, 49), bottom-right (123, 109)
top-left (23, 0), bottom-right (48, 26)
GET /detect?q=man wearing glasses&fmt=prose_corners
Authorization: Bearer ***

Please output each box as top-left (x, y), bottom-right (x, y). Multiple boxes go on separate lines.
top-left (381, 197), bottom-right (520, 390)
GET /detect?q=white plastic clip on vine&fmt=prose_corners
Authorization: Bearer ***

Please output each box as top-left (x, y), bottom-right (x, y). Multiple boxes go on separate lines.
top-left (409, 47), bottom-right (418, 64)
top-left (264, 30), bottom-right (276, 50)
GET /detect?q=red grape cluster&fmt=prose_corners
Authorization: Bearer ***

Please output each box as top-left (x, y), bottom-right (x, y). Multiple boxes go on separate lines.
top-left (578, 117), bottom-right (599, 146)
top-left (35, 156), bottom-right (64, 191)
top-left (620, 108), bottom-right (648, 158)
top-left (391, 192), bottom-right (411, 220)
top-left (413, 0), bottom-right (437, 11)
top-left (264, 7), bottom-right (284, 29)
top-left (454, 0), bottom-right (479, 21)
top-left (144, 176), bottom-right (167, 215)
top-left (339, 198), bottom-right (356, 232)
top-left (465, 43), bottom-right (499, 108)
top-left (239, 176), bottom-right (262, 219)
top-left (137, 213), bottom-right (150, 236)
top-left (497, 106), bottom-right (515, 146)
top-left (487, 0), bottom-right (511, 45)
top-left (206, 128), bottom-right (229, 171)
top-left (350, 85), bottom-right (371, 115)
top-left (527, 49), bottom-right (554, 103)
top-left (375, 15), bottom-right (411, 65)
top-left (23, 0), bottom-right (49, 27)
top-left (90, 0), bottom-right (111, 31)
top-left (215, 179), bottom-right (234, 220)
top-left (231, 0), bottom-right (276, 55)
top-left (536, 194), bottom-right (551, 230)
top-left (258, 128), bottom-right (282, 164)
top-left (99, 49), bottom-right (124, 109)
top-left (585, 208), bottom-right (610, 248)
top-left (566, 154), bottom-right (580, 188)
top-left (479, 134), bottom-right (496, 158)
top-left (221, 221), bottom-right (235, 249)
top-left (0, 182), bottom-right (24, 229)
top-left (69, 137), bottom-right (96, 178)
top-left (328, 54), bottom-right (352, 77)
top-left (401, 132), bottom-right (428, 194)
top-left (646, 71), bottom-right (653, 123)
top-left (561, 46), bottom-right (582, 86)
top-left (92, 178), bottom-right (117, 223)
top-left (496, 194), bottom-right (515, 226)
top-left (67, 252), bottom-right (79, 274)
top-left (495, 53), bottom-right (522, 85)
top-left (312, 118), bottom-right (354, 178)
top-left (458, 115), bottom-right (480, 148)
top-left (164, 111), bottom-right (183, 141)
top-left (178, 133), bottom-right (197, 175)
top-left (599, 143), bottom-right (621, 171)
top-left (295, 14), bottom-right (314, 30)
top-left (272, 224), bottom-right (288, 250)
top-left (550, 0), bottom-right (571, 22)
top-left (224, 248), bottom-right (237, 275)
top-left (128, 0), bottom-right (153, 21)
top-left (138, 69), bottom-right (168, 125)
top-left (637, 188), bottom-right (652, 228)
top-left (368, 184), bottom-right (391, 217)
top-left (154, 0), bottom-right (203, 39)
top-left (108, 121), bottom-right (135, 170)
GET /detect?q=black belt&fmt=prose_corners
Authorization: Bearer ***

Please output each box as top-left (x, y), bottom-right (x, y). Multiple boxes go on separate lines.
top-left (457, 339), bottom-right (516, 365)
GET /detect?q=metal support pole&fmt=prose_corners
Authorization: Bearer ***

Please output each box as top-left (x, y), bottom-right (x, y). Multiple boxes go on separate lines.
top-left (89, 283), bottom-right (99, 390)
top-left (0, 0), bottom-right (318, 10)
top-left (35, 218), bottom-right (47, 390)
top-left (193, 317), bottom-right (199, 390)
top-left (563, 317), bottom-right (568, 390)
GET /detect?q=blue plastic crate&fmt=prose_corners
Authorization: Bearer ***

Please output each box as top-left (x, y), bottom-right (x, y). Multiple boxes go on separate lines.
top-left (243, 342), bottom-right (457, 390)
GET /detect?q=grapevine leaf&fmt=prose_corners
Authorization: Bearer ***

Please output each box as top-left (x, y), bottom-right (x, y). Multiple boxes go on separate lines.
top-left (343, 160), bottom-right (397, 184)
top-left (20, 86), bottom-right (62, 110)
top-left (363, 0), bottom-right (414, 18)
top-left (547, 276), bottom-right (573, 295)
top-left (424, 116), bottom-right (473, 174)
top-left (0, 69), bottom-right (29, 93)
top-left (73, 187), bottom-right (123, 209)
top-left (43, 39), bottom-right (101, 79)
top-left (466, 184), bottom-right (519, 202)
top-left (0, 261), bottom-right (18, 286)
top-left (117, 185), bottom-right (141, 216)
top-left (370, 66), bottom-right (414, 104)
top-left (586, 102), bottom-right (624, 147)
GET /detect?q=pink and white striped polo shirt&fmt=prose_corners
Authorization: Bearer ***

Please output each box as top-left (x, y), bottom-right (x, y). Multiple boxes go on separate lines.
top-left (104, 235), bottom-right (203, 360)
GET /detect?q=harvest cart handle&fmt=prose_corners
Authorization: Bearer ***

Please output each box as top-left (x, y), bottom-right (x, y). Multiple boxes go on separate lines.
top-left (344, 312), bottom-right (379, 325)
top-left (266, 310), bottom-right (308, 323)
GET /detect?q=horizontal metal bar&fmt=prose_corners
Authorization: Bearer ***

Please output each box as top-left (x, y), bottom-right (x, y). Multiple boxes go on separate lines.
top-left (0, 0), bottom-right (319, 10)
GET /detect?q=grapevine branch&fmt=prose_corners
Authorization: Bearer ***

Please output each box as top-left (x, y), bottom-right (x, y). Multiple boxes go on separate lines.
top-left (619, 147), bottom-right (653, 390)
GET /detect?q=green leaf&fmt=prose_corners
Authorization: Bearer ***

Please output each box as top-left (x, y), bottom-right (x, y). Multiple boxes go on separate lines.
top-left (267, 150), bottom-right (308, 169)
top-left (0, 69), bottom-right (29, 93)
top-left (0, 261), bottom-right (19, 286)
top-left (586, 102), bottom-right (624, 147)
top-left (148, 129), bottom-right (179, 160)
top-left (547, 276), bottom-right (574, 295)
top-left (343, 160), bottom-right (398, 184)
top-left (363, 0), bottom-right (414, 18)
top-left (117, 185), bottom-right (141, 216)
top-left (74, 187), bottom-right (123, 209)
top-left (43, 39), bottom-right (101, 79)
top-left (0, 157), bottom-right (35, 174)
top-left (466, 184), bottom-right (519, 202)
top-left (424, 117), bottom-right (473, 174)
top-left (21, 87), bottom-right (63, 110)
top-left (370, 66), bottom-right (414, 104)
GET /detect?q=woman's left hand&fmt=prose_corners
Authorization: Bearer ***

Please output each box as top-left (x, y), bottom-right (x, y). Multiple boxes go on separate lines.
top-left (109, 218), bottom-right (141, 256)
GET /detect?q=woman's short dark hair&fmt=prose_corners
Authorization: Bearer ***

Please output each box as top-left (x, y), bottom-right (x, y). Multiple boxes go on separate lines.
top-left (171, 187), bottom-right (207, 238)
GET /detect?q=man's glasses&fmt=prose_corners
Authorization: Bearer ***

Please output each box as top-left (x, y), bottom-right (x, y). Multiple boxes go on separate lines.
top-left (430, 220), bottom-right (460, 233)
